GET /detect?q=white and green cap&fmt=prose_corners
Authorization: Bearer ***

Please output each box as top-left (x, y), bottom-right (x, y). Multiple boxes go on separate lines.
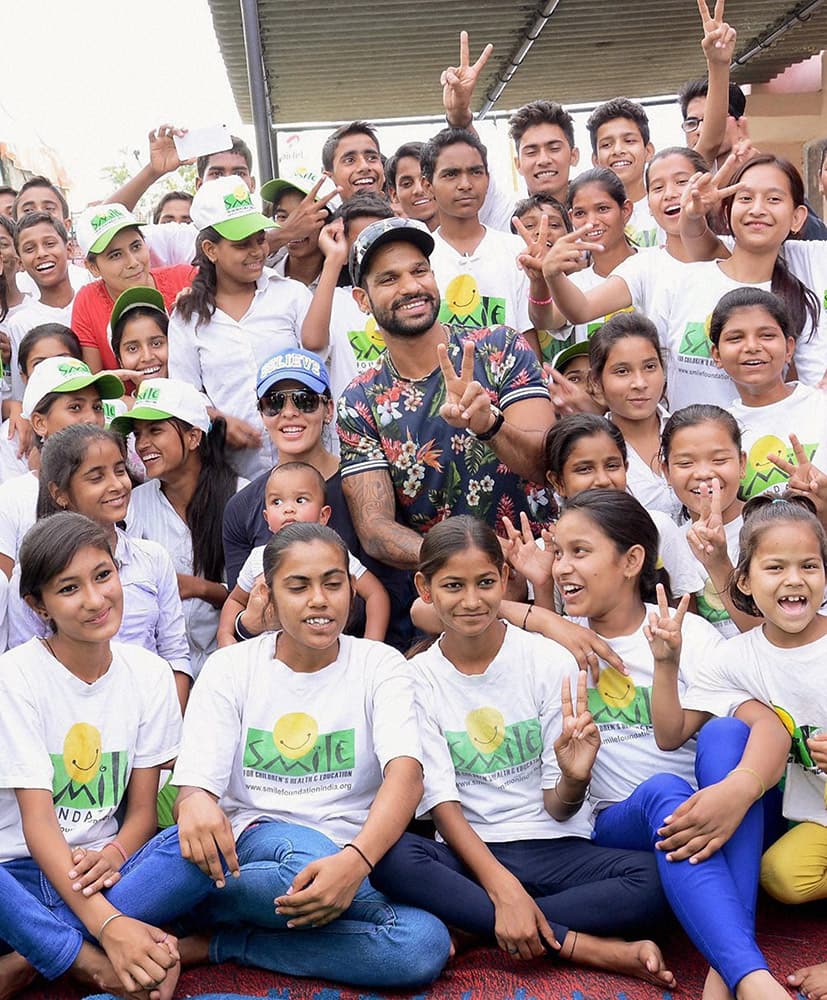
top-left (190, 176), bottom-right (276, 240)
top-left (75, 203), bottom-right (142, 256)
top-left (110, 378), bottom-right (211, 435)
top-left (22, 357), bottom-right (124, 419)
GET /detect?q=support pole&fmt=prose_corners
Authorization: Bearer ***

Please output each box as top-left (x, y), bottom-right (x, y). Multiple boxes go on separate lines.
top-left (240, 0), bottom-right (275, 180)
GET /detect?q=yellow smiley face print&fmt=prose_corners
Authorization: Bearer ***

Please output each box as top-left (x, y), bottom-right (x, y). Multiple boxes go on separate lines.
top-left (465, 707), bottom-right (506, 754)
top-left (62, 723), bottom-right (103, 784)
top-left (597, 667), bottom-right (636, 710)
top-left (444, 274), bottom-right (481, 319)
top-left (272, 713), bottom-right (319, 760)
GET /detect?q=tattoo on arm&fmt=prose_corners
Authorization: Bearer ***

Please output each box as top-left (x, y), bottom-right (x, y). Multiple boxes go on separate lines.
top-left (342, 473), bottom-right (422, 569)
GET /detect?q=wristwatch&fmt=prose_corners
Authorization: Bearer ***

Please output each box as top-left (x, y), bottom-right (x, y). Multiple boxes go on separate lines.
top-left (472, 406), bottom-right (504, 442)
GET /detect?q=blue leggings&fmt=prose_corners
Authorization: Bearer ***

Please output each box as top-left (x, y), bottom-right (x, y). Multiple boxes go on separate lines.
top-left (0, 826), bottom-right (214, 980)
top-left (593, 717), bottom-right (767, 991)
top-left (370, 832), bottom-right (667, 946)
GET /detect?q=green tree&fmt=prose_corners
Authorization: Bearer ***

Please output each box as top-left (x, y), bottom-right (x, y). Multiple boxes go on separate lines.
top-left (100, 149), bottom-right (195, 221)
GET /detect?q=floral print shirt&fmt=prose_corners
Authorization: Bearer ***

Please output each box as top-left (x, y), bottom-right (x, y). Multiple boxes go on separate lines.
top-left (337, 326), bottom-right (553, 534)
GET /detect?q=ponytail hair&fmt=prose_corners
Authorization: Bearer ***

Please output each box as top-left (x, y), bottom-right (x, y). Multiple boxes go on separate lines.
top-left (166, 416), bottom-right (237, 581)
top-left (174, 227), bottom-right (220, 330)
top-left (561, 489), bottom-right (671, 604)
top-left (723, 155), bottom-right (820, 342)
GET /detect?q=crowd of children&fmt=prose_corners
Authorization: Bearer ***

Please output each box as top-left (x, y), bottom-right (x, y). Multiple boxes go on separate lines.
top-left (0, 8), bottom-right (826, 1000)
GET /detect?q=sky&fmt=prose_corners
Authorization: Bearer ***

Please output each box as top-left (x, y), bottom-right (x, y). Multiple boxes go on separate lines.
top-left (0, 0), bottom-right (686, 209)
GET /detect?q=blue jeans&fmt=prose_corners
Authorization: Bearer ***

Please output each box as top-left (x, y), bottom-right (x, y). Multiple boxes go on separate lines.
top-left (194, 820), bottom-right (451, 988)
top-left (371, 832), bottom-right (667, 946)
top-left (0, 826), bottom-right (214, 980)
top-left (592, 717), bottom-right (767, 991)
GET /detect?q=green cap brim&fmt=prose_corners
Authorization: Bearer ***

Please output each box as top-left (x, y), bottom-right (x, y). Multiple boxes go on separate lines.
top-left (212, 213), bottom-right (277, 241)
top-left (88, 220), bottom-right (143, 255)
top-left (109, 403), bottom-right (175, 436)
top-left (260, 178), bottom-right (308, 203)
top-left (110, 286), bottom-right (167, 331)
top-left (57, 372), bottom-right (125, 399)
top-left (551, 341), bottom-right (591, 371)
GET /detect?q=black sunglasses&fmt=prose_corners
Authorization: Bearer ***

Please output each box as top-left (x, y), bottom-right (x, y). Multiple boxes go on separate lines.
top-left (258, 388), bottom-right (326, 417)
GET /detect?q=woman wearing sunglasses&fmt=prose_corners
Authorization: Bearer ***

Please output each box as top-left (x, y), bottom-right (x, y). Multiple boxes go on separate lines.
top-left (221, 348), bottom-right (337, 580)
top-left (222, 350), bottom-right (415, 650)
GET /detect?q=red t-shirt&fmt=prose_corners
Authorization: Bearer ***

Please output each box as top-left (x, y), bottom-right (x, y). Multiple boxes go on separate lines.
top-left (72, 264), bottom-right (196, 371)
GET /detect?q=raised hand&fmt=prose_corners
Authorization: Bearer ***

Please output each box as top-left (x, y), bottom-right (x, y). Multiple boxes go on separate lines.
top-left (514, 213), bottom-right (552, 281)
top-left (644, 585), bottom-right (689, 664)
top-left (148, 124), bottom-right (190, 176)
top-left (680, 154), bottom-right (744, 222)
top-left (441, 31), bottom-right (494, 126)
top-left (318, 217), bottom-right (348, 267)
top-left (541, 225), bottom-right (603, 282)
top-left (277, 177), bottom-right (341, 243)
top-left (697, 0), bottom-right (737, 65)
top-left (554, 671), bottom-right (600, 783)
top-left (768, 433), bottom-right (827, 519)
top-left (686, 479), bottom-right (729, 569)
top-left (501, 513), bottom-right (554, 588)
top-left (437, 340), bottom-right (495, 435)
top-left (545, 364), bottom-right (596, 417)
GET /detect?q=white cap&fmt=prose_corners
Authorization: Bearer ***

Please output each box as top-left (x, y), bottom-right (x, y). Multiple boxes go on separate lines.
top-left (189, 176), bottom-right (276, 240)
top-left (109, 378), bottom-right (211, 435)
top-left (74, 203), bottom-right (141, 256)
top-left (22, 357), bottom-right (124, 419)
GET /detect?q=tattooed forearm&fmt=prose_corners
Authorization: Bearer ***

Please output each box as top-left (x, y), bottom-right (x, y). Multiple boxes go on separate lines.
top-left (342, 472), bottom-right (423, 569)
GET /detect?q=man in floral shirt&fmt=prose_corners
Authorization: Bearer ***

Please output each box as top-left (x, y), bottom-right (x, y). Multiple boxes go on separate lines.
top-left (337, 217), bottom-right (555, 570)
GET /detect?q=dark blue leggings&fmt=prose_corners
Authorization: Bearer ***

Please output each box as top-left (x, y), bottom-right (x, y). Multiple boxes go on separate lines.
top-left (593, 717), bottom-right (767, 991)
top-left (371, 832), bottom-right (667, 946)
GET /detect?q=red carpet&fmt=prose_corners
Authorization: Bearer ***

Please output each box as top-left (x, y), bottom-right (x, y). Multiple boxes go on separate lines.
top-left (19, 899), bottom-right (824, 1000)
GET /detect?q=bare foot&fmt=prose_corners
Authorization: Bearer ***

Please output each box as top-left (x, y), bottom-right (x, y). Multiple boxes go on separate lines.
top-left (71, 942), bottom-right (162, 1000)
top-left (177, 932), bottom-right (211, 968)
top-left (0, 951), bottom-right (38, 1000)
top-left (735, 969), bottom-right (791, 999)
top-left (789, 963), bottom-right (827, 999)
top-left (565, 933), bottom-right (677, 989)
top-left (702, 966), bottom-right (734, 1000)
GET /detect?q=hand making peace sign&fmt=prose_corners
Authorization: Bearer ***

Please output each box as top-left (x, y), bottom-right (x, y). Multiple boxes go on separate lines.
top-left (437, 340), bottom-right (497, 436)
top-left (697, 0), bottom-right (737, 66)
top-left (554, 671), bottom-right (600, 784)
top-left (644, 584), bottom-right (690, 665)
top-left (441, 31), bottom-right (494, 126)
top-left (686, 478), bottom-right (729, 568)
top-left (768, 433), bottom-right (827, 522)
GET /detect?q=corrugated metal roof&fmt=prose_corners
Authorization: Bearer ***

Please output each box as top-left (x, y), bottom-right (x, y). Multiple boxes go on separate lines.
top-left (207, 0), bottom-right (827, 124)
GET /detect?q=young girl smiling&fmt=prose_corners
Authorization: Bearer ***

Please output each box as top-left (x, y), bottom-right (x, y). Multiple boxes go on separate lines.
top-left (4, 425), bottom-right (192, 703)
top-left (0, 513), bottom-right (186, 1000)
top-left (544, 489), bottom-right (792, 1000)
top-left (661, 405), bottom-right (760, 635)
top-left (588, 313), bottom-right (681, 520)
top-left (652, 495), bottom-right (827, 998)
top-left (170, 521), bottom-right (450, 987)
top-left (709, 287), bottom-right (827, 500)
top-left (372, 516), bottom-right (676, 988)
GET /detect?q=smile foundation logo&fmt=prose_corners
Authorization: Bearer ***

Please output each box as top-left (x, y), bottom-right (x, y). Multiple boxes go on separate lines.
top-left (136, 385), bottom-right (162, 403)
top-left (223, 186), bottom-right (254, 213)
top-left (90, 207), bottom-right (124, 231)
